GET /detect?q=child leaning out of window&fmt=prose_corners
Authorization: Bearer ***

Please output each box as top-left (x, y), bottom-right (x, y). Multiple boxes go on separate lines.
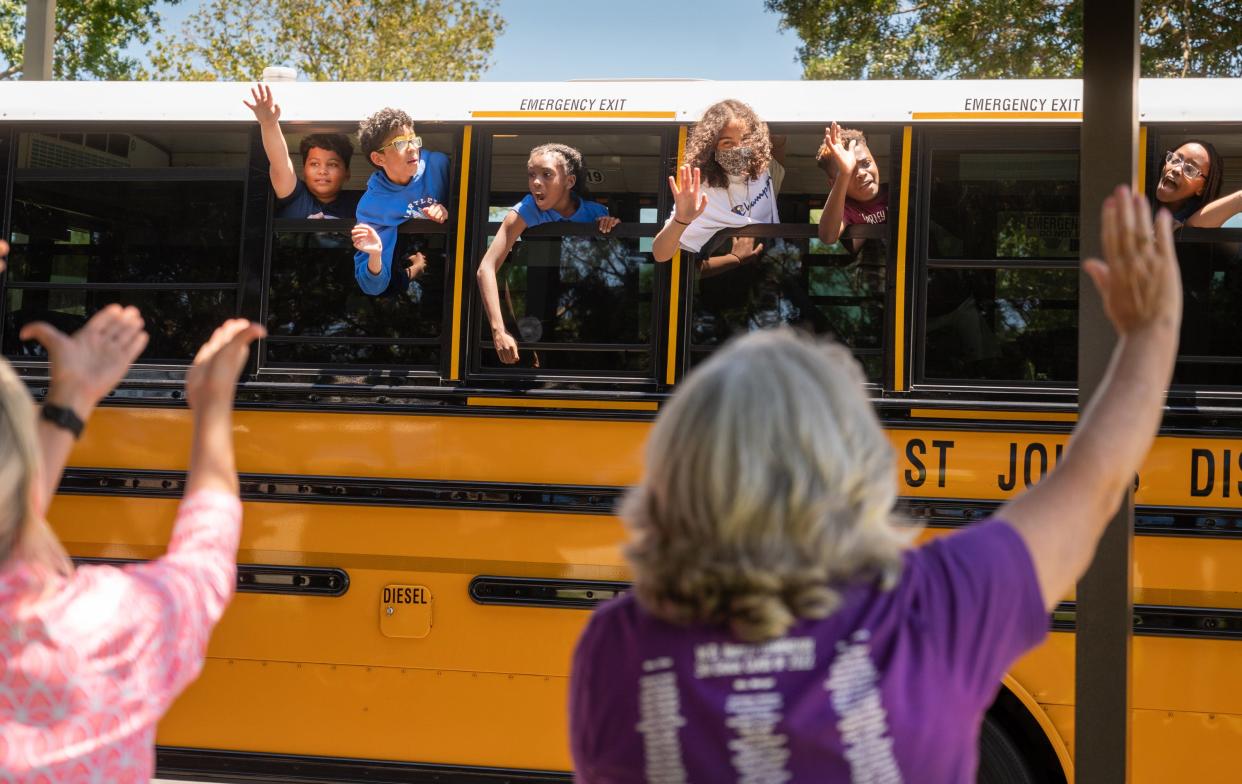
top-left (475, 143), bottom-right (620, 365)
top-left (816, 122), bottom-right (887, 253)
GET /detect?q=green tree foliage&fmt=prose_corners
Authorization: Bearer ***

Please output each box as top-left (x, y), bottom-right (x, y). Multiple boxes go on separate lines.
top-left (0, 0), bottom-right (176, 80)
top-left (146, 0), bottom-right (505, 81)
top-left (766, 0), bottom-right (1242, 79)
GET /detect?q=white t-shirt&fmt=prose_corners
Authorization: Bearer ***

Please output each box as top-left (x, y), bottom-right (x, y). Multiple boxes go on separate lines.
top-left (669, 164), bottom-right (782, 254)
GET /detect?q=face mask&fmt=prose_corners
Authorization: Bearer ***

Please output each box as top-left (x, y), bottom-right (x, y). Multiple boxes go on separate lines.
top-left (715, 146), bottom-right (752, 177)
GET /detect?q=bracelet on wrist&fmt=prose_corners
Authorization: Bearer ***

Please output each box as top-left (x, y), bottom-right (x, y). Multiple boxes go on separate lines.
top-left (41, 402), bottom-right (85, 440)
top-left (673, 217), bottom-right (692, 226)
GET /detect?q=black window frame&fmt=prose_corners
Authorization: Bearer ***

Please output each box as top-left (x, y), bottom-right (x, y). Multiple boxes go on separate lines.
top-left (255, 122), bottom-right (466, 381)
top-left (463, 122), bottom-right (677, 391)
top-left (675, 122), bottom-right (906, 392)
top-left (0, 121), bottom-right (258, 381)
top-left (1148, 123), bottom-right (1242, 402)
top-left (911, 126), bottom-right (1082, 399)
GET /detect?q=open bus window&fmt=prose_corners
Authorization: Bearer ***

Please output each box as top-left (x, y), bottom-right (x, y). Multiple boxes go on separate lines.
top-left (920, 141), bottom-right (1080, 384)
top-left (263, 129), bottom-right (457, 370)
top-left (772, 128), bottom-right (893, 228)
top-left (15, 130), bottom-right (249, 170)
top-left (2, 148), bottom-right (245, 361)
top-left (685, 129), bottom-right (894, 381)
top-left (688, 229), bottom-right (886, 380)
top-left (473, 131), bottom-right (663, 377)
top-left (477, 231), bottom-right (655, 373)
top-left (1148, 132), bottom-right (1242, 387)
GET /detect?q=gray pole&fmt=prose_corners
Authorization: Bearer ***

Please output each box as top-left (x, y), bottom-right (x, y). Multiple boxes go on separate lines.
top-left (21, 0), bottom-right (56, 81)
top-left (1075, 0), bottom-right (1140, 781)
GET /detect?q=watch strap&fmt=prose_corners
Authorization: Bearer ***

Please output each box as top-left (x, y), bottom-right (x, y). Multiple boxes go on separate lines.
top-left (41, 402), bottom-right (85, 439)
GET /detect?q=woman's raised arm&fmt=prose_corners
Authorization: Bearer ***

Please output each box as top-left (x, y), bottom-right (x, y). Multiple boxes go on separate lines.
top-left (1004, 185), bottom-right (1182, 612)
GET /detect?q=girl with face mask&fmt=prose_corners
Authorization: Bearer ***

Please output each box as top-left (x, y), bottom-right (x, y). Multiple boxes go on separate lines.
top-left (651, 100), bottom-right (783, 275)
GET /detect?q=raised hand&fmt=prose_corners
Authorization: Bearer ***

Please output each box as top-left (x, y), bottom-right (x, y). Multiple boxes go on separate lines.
top-left (492, 328), bottom-right (520, 364)
top-left (186, 319), bottom-right (266, 413)
top-left (824, 122), bottom-right (857, 179)
top-left (669, 164), bottom-right (709, 224)
top-left (729, 236), bottom-right (765, 264)
top-left (597, 216), bottom-right (621, 234)
top-left (0, 238), bottom-right (8, 273)
top-left (243, 83), bottom-right (281, 126)
top-left (1083, 185), bottom-right (1182, 336)
top-left (351, 224), bottom-right (383, 255)
top-left (21, 304), bottom-right (149, 419)
top-left (423, 203), bottom-right (449, 223)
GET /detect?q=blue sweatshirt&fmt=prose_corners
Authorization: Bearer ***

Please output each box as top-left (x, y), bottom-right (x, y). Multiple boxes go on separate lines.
top-left (353, 150), bottom-right (450, 295)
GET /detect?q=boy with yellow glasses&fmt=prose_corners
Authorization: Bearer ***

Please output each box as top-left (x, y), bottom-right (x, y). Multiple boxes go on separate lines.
top-left (351, 108), bottom-right (450, 296)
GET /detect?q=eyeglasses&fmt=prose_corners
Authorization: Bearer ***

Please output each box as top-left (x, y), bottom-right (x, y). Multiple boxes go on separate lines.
top-left (378, 134), bottom-right (423, 154)
top-left (1165, 151), bottom-right (1205, 180)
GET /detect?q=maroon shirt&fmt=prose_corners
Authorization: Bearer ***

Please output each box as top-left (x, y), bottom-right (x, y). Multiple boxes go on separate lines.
top-left (844, 183), bottom-right (889, 226)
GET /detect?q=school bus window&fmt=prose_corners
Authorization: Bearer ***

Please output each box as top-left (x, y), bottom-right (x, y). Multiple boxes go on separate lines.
top-left (16, 130), bottom-right (249, 169)
top-left (918, 140), bottom-right (1079, 386)
top-left (772, 129), bottom-right (892, 225)
top-left (922, 267), bottom-right (1077, 382)
top-left (264, 228), bottom-right (448, 369)
top-left (927, 150), bottom-right (1079, 261)
top-left (688, 233), bottom-right (885, 379)
top-left (1149, 131), bottom-right (1242, 388)
top-left (5, 289), bottom-right (235, 360)
top-left (686, 128), bottom-right (891, 379)
top-left (3, 130), bottom-right (246, 362)
top-left (473, 131), bottom-right (663, 376)
top-left (262, 129), bottom-right (457, 370)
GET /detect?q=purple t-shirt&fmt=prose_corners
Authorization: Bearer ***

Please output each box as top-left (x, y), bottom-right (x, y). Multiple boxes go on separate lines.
top-left (843, 183), bottom-right (889, 226)
top-left (569, 520), bottom-right (1046, 784)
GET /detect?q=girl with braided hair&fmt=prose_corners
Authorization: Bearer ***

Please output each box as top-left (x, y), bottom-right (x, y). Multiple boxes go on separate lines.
top-left (476, 143), bottom-right (620, 364)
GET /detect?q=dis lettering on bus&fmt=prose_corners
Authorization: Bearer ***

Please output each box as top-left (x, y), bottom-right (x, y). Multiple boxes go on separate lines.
top-left (1191, 447), bottom-right (1242, 499)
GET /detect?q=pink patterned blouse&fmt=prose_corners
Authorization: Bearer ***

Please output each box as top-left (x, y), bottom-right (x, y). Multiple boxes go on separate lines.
top-left (0, 490), bottom-right (242, 782)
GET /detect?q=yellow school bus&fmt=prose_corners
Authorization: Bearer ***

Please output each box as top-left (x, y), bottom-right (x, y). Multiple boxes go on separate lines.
top-left (3, 78), bottom-right (1241, 782)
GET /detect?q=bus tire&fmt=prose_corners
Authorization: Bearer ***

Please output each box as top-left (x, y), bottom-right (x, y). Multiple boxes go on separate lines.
top-left (977, 715), bottom-right (1038, 784)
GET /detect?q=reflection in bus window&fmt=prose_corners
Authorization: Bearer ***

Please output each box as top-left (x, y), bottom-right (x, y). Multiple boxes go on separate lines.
top-left (8, 181), bottom-right (243, 284)
top-left (478, 234), bottom-right (654, 374)
top-left (928, 150), bottom-right (1079, 261)
top-left (3, 177), bottom-right (243, 361)
top-left (4, 288), bottom-right (234, 360)
top-left (15, 130), bottom-right (249, 169)
top-left (1172, 235), bottom-right (1242, 386)
top-left (689, 233), bottom-right (885, 379)
top-left (923, 268), bottom-right (1076, 382)
top-left (266, 228), bottom-right (446, 368)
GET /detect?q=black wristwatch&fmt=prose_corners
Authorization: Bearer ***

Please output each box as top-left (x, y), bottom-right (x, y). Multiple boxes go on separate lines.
top-left (41, 402), bottom-right (85, 439)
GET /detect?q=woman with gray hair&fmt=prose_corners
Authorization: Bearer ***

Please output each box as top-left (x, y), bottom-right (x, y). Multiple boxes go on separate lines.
top-left (0, 238), bottom-right (266, 781)
top-left (570, 185), bottom-right (1181, 783)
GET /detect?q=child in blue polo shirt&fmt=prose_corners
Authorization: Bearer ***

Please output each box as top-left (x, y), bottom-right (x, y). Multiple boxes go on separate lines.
top-left (350, 108), bottom-right (450, 296)
top-left (475, 143), bottom-right (620, 365)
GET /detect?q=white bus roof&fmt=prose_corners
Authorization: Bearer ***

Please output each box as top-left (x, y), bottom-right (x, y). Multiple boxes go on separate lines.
top-left (0, 79), bottom-right (1239, 124)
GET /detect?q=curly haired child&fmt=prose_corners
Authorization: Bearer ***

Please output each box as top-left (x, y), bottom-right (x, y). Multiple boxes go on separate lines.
top-left (652, 99), bottom-right (783, 275)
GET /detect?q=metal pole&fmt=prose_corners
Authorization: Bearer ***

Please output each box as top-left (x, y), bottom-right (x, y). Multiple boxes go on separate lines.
top-left (21, 0), bottom-right (56, 81)
top-left (1075, 0), bottom-right (1140, 781)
